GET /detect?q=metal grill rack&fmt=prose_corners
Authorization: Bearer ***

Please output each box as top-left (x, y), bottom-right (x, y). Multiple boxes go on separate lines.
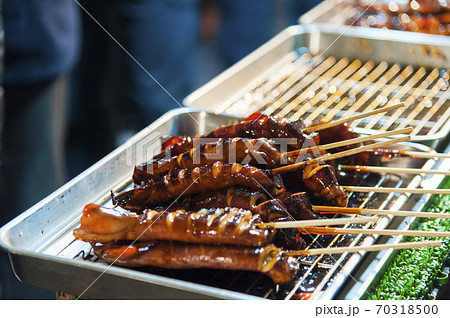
top-left (185, 25), bottom-right (450, 146)
top-left (218, 53), bottom-right (450, 141)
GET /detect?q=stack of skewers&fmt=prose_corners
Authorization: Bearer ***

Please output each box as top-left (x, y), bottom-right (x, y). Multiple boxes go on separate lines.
top-left (73, 102), bottom-right (450, 285)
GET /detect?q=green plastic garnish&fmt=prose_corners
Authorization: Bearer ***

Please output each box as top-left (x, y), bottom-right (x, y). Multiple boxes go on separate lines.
top-left (368, 177), bottom-right (450, 300)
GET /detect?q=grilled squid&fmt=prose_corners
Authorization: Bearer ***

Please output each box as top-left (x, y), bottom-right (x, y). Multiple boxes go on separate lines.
top-left (114, 161), bottom-right (285, 211)
top-left (93, 241), bottom-right (298, 285)
top-left (347, 0), bottom-right (450, 35)
top-left (190, 186), bottom-right (268, 212)
top-left (133, 137), bottom-right (289, 185)
top-left (73, 204), bottom-right (275, 246)
top-left (282, 192), bottom-right (320, 221)
top-left (153, 135), bottom-right (193, 161)
top-left (145, 186), bottom-right (320, 224)
top-left (201, 112), bottom-right (319, 149)
top-left (282, 162), bottom-right (349, 207)
top-left (190, 188), bottom-right (317, 250)
top-left (301, 163), bottom-right (349, 207)
top-left (253, 198), bottom-right (306, 250)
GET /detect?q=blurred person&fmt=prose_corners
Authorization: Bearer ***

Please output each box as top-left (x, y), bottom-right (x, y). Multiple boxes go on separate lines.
top-left (201, 0), bottom-right (323, 73)
top-left (0, 0), bottom-right (80, 299)
top-left (216, 0), bottom-right (276, 67)
top-left (68, 0), bottom-right (200, 177)
top-left (286, 0), bottom-right (323, 25)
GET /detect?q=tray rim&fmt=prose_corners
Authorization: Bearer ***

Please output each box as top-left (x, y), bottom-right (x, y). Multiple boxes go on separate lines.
top-left (5, 248), bottom-right (259, 300)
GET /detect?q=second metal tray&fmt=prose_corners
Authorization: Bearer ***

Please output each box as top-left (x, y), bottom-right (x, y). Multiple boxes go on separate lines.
top-left (184, 25), bottom-right (450, 147)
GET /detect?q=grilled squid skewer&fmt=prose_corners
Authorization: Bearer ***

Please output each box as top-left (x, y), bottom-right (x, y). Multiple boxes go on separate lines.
top-left (190, 189), bottom-right (319, 250)
top-left (114, 161), bottom-right (285, 211)
top-left (74, 204), bottom-right (275, 246)
top-left (153, 135), bottom-right (193, 161)
top-left (93, 241), bottom-right (298, 285)
top-left (200, 112), bottom-right (319, 149)
top-left (282, 162), bottom-right (349, 207)
top-left (190, 186), bottom-right (268, 212)
top-left (134, 137), bottom-right (288, 185)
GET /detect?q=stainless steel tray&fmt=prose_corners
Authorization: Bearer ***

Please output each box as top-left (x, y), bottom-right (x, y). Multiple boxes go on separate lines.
top-left (0, 108), bottom-right (252, 300)
top-left (183, 25), bottom-right (450, 146)
top-left (0, 108), bottom-right (442, 299)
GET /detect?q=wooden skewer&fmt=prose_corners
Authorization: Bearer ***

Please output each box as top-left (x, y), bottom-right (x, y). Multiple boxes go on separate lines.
top-left (272, 135), bottom-right (410, 174)
top-left (300, 226), bottom-right (450, 238)
top-left (285, 240), bottom-right (442, 256)
top-left (339, 165), bottom-right (450, 176)
top-left (342, 186), bottom-right (450, 195)
top-left (313, 205), bottom-right (450, 219)
top-left (303, 102), bottom-right (406, 133)
top-left (367, 149), bottom-right (450, 160)
top-left (284, 127), bottom-right (413, 158)
top-left (257, 216), bottom-right (379, 229)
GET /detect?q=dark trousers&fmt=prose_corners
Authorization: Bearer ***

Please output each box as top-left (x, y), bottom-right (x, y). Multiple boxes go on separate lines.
top-left (68, 0), bottom-right (199, 178)
top-left (0, 76), bottom-right (68, 299)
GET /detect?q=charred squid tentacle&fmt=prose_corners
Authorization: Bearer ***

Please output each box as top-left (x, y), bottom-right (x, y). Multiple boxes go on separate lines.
top-left (190, 186), bottom-right (269, 212)
top-left (133, 137), bottom-right (288, 184)
top-left (93, 241), bottom-right (298, 285)
top-left (114, 161), bottom-right (285, 210)
top-left (73, 204), bottom-right (275, 246)
top-left (201, 112), bottom-right (319, 149)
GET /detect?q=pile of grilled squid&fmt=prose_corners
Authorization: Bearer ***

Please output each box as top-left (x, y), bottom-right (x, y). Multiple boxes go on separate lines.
top-left (73, 111), bottom-right (397, 285)
top-left (346, 0), bottom-right (450, 35)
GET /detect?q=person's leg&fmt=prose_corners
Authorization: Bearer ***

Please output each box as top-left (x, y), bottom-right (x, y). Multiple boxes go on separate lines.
top-left (1, 77), bottom-right (68, 217)
top-left (217, 0), bottom-right (276, 67)
top-left (0, 76), bottom-right (68, 299)
top-left (116, 0), bottom-right (200, 127)
top-left (67, 1), bottom-right (118, 177)
top-left (288, 0), bottom-right (323, 25)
